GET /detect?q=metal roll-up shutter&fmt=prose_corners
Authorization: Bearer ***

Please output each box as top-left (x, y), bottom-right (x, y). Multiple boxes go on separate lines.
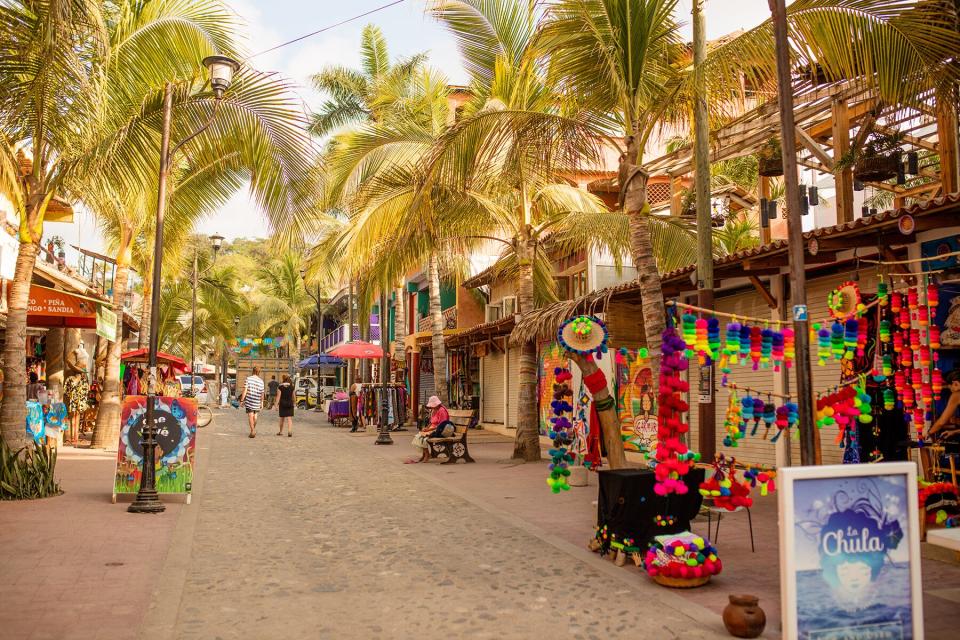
top-left (507, 346), bottom-right (521, 428)
top-left (482, 352), bottom-right (505, 423)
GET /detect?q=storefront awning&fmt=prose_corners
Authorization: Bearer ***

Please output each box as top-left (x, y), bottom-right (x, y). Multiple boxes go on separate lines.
top-left (22, 284), bottom-right (100, 329)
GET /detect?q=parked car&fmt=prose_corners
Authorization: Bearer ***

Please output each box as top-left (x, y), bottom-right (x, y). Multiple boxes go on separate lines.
top-left (178, 375), bottom-right (209, 404)
top-left (295, 375), bottom-right (338, 402)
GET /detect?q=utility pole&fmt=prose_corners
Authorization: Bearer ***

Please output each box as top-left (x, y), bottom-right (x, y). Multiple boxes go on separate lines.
top-left (769, 0), bottom-right (817, 465)
top-left (693, 0), bottom-right (715, 460)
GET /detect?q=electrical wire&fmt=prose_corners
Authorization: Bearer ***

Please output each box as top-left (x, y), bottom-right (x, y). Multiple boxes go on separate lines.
top-left (247, 0), bottom-right (406, 60)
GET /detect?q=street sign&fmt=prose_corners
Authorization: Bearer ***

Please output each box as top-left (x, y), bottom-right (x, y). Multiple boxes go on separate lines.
top-left (96, 304), bottom-right (117, 341)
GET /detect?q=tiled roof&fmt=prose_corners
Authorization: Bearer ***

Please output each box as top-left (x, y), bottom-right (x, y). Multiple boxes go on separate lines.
top-left (445, 315), bottom-right (515, 346)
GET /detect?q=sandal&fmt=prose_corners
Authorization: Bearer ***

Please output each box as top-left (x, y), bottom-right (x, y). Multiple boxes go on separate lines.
top-left (276, 432), bottom-right (283, 436)
top-left (249, 433), bottom-right (256, 438)
top-left (403, 458), bottom-right (420, 464)
top-left (288, 433), bottom-right (293, 437)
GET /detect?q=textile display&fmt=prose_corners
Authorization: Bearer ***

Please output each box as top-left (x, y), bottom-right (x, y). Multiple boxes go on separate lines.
top-left (328, 399), bottom-right (350, 420)
top-left (539, 342), bottom-right (570, 435)
top-left (356, 384), bottom-right (408, 427)
top-left (614, 349), bottom-right (658, 453)
top-left (596, 468), bottom-right (705, 553)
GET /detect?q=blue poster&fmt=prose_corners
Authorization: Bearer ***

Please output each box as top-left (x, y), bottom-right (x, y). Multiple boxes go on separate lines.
top-left (792, 474), bottom-right (914, 639)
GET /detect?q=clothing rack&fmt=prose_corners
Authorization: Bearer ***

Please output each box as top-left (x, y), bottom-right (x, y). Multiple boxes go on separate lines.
top-left (356, 383), bottom-right (408, 431)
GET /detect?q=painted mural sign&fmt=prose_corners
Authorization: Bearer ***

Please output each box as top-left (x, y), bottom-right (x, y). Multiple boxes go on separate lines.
top-left (539, 342), bottom-right (570, 435)
top-left (615, 349), bottom-right (657, 453)
top-left (113, 396), bottom-right (197, 502)
top-left (779, 463), bottom-right (923, 640)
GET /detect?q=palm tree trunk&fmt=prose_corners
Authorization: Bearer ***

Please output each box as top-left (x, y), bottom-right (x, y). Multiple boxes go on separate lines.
top-left (512, 231), bottom-right (541, 461)
top-left (622, 135), bottom-right (665, 382)
top-left (427, 252), bottom-right (447, 404)
top-left (0, 238), bottom-right (41, 450)
top-left (92, 227), bottom-right (133, 449)
top-left (138, 274), bottom-right (152, 349)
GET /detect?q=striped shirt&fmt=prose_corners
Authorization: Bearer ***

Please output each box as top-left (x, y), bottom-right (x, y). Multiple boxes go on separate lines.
top-left (242, 375), bottom-right (264, 411)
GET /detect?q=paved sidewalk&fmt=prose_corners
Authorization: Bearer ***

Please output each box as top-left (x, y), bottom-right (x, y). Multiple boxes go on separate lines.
top-left (0, 445), bottom-right (184, 640)
top-left (144, 410), bottom-right (729, 639)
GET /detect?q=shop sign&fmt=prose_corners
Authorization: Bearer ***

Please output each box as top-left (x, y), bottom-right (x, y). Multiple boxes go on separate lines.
top-left (697, 365), bottom-right (712, 404)
top-left (27, 286), bottom-right (96, 318)
top-left (779, 463), bottom-right (923, 640)
top-left (96, 304), bottom-right (117, 342)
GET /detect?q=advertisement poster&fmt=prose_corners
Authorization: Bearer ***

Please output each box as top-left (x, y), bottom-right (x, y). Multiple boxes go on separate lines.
top-left (614, 349), bottom-right (657, 453)
top-left (539, 342), bottom-right (570, 435)
top-left (113, 395), bottom-right (197, 502)
top-left (779, 463), bottom-right (923, 640)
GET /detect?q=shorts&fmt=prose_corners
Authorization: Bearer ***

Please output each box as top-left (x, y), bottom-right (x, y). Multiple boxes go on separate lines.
top-left (245, 408), bottom-right (260, 415)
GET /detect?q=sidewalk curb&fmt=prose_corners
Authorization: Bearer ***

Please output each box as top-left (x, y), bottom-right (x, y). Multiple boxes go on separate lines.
top-left (139, 418), bottom-right (216, 640)
top-left (347, 428), bottom-right (779, 639)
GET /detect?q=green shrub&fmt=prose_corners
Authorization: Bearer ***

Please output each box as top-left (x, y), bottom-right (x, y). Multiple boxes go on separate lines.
top-left (0, 439), bottom-right (62, 500)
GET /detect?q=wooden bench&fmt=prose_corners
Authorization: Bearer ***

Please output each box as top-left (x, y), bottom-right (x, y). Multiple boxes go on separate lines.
top-left (427, 409), bottom-right (477, 464)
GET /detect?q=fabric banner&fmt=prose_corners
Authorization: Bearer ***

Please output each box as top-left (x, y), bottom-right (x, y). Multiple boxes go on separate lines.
top-left (96, 304), bottom-right (117, 342)
top-left (538, 342), bottom-right (570, 435)
top-left (113, 395), bottom-right (197, 498)
top-left (614, 349), bottom-right (658, 453)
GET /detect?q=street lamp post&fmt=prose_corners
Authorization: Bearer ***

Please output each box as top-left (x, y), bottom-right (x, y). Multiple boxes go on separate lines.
top-left (190, 233), bottom-right (224, 393)
top-left (300, 268), bottom-right (325, 411)
top-left (374, 287), bottom-right (393, 445)
top-left (129, 55), bottom-right (240, 514)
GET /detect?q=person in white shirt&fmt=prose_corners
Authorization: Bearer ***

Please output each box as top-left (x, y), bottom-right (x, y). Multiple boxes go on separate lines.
top-left (219, 382), bottom-right (229, 408)
top-left (239, 366), bottom-right (265, 438)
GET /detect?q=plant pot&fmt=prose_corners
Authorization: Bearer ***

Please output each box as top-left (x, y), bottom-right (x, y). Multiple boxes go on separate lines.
top-left (722, 594), bottom-right (767, 638)
top-left (758, 154), bottom-right (783, 177)
top-left (854, 153), bottom-right (900, 182)
top-left (568, 465), bottom-right (588, 486)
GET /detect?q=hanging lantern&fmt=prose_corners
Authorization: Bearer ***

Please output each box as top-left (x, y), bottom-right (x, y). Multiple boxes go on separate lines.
top-left (927, 282), bottom-right (939, 308)
top-left (918, 305), bottom-right (929, 327)
top-left (907, 287), bottom-right (919, 311)
top-left (891, 291), bottom-right (902, 314)
top-left (883, 388), bottom-right (896, 410)
top-left (930, 324), bottom-right (941, 350)
top-left (760, 328), bottom-right (774, 368)
top-left (933, 368), bottom-right (944, 400)
top-left (879, 319), bottom-right (891, 343)
top-left (815, 324), bottom-right (831, 365)
top-left (831, 321), bottom-right (845, 360)
top-left (876, 280), bottom-right (888, 306)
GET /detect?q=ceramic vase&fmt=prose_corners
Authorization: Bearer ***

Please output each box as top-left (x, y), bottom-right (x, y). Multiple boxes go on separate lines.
top-left (722, 594), bottom-right (766, 638)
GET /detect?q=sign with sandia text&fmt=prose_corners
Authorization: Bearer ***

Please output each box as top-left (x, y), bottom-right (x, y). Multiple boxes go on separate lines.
top-left (778, 463), bottom-right (923, 639)
top-left (96, 304), bottom-right (117, 341)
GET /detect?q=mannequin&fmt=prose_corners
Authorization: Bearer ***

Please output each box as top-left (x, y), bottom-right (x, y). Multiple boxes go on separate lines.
top-left (63, 343), bottom-right (90, 446)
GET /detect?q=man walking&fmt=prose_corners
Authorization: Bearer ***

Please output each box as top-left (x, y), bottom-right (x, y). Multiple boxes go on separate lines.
top-left (267, 375), bottom-right (280, 409)
top-left (239, 366), bottom-right (265, 438)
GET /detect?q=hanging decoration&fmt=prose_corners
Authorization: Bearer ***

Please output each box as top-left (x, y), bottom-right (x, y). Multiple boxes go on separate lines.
top-left (720, 382), bottom-right (797, 445)
top-left (557, 315), bottom-right (609, 359)
top-left (918, 482), bottom-right (960, 529)
top-left (698, 454), bottom-right (753, 511)
top-left (827, 280), bottom-right (863, 320)
top-left (650, 323), bottom-right (698, 496)
top-left (743, 465), bottom-right (776, 497)
top-left (546, 367), bottom-right (575, 493)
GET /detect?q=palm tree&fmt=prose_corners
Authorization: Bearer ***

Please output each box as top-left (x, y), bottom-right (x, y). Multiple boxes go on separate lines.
top-left (0, 0), bottom-right (318, 450)
top-left (308, 24), bottom-right (427, 137)
top-left (246, 252), bottom-right (315, 357)
top-left (428, 0), bottom-right (646, 460)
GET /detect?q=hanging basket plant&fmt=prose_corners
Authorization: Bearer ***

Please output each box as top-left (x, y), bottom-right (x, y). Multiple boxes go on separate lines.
top-left (757, 138), bottom-right (783, 177)
top-left (851, 132), bottom-right (904, 183)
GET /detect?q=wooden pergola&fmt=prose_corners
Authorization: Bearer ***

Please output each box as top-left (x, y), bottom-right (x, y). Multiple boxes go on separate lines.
top-left (643, 77), bottom-right (958, 239)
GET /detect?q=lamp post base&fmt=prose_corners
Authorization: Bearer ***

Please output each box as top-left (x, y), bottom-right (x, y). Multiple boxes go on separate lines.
top-left (128, 490), bottom-right (166, 513)
top-left (374, 431), bottom-right (394, 445)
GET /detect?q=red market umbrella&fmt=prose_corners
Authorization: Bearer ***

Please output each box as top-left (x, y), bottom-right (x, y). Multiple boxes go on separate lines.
top-left (328, 341), bottom-right (384, 359)
top-left (121, 348), bottom-right (190, 372)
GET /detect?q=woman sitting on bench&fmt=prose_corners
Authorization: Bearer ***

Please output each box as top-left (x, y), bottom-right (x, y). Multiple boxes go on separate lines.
top-left (406, 396), bottom-right (454, 464)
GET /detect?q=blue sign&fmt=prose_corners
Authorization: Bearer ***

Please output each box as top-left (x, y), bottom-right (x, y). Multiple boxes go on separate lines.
top-left (793, 304), bottom-right (808, 322)
top-left (780, 463), bottom-right (923, 640)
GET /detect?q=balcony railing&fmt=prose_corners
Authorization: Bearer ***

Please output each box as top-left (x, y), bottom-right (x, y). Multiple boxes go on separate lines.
top-left (417, 307), bottom-right (457, 332)
top-left (319, 314), bottom-right (382, 353)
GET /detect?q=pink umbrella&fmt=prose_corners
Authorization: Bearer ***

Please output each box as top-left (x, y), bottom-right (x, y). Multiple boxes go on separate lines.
top-left (328, 341), bottom-right (384, 359)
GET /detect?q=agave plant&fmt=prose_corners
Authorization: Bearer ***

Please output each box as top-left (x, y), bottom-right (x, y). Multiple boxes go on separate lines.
top-left (0, 440), bottom-right (61, 500)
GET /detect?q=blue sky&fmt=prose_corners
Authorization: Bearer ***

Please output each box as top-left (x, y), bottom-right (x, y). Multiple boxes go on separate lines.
top-left (53, 0), bottom-right (774, 250)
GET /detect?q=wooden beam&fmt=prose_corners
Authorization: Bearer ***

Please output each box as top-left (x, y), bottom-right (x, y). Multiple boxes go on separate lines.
top-left (749, 275), bottom-right (778, 309)
top-left (796, 126), bottom-right (834, 170)
top-left (806, 98), bottom-right (875, 139)
top-left (873, 124), bottom-right (938, 153)
top-left (851, 103), bottom-right (883, 155)
top-left (832, 98), bottom-right (854, 224)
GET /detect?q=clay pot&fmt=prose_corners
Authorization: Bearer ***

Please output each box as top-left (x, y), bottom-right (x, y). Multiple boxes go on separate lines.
top-left (722, 594), bottom-right (766, 638)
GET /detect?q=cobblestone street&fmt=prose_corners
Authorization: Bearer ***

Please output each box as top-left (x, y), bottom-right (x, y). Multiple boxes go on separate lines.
top-left (142, 409), bottom-right (727, 640)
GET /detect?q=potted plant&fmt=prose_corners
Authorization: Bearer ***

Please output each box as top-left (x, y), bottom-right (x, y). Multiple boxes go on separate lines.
top-left (679, 186), bottom-right (697, 217)
top-left (852, 132), bottom-right (903, 182)
top-left (757, 138), bottom-right (783, 177)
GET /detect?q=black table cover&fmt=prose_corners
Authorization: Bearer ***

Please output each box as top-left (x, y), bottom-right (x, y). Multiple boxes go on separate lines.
top-left (596, 468), bottom-right (705, 552)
